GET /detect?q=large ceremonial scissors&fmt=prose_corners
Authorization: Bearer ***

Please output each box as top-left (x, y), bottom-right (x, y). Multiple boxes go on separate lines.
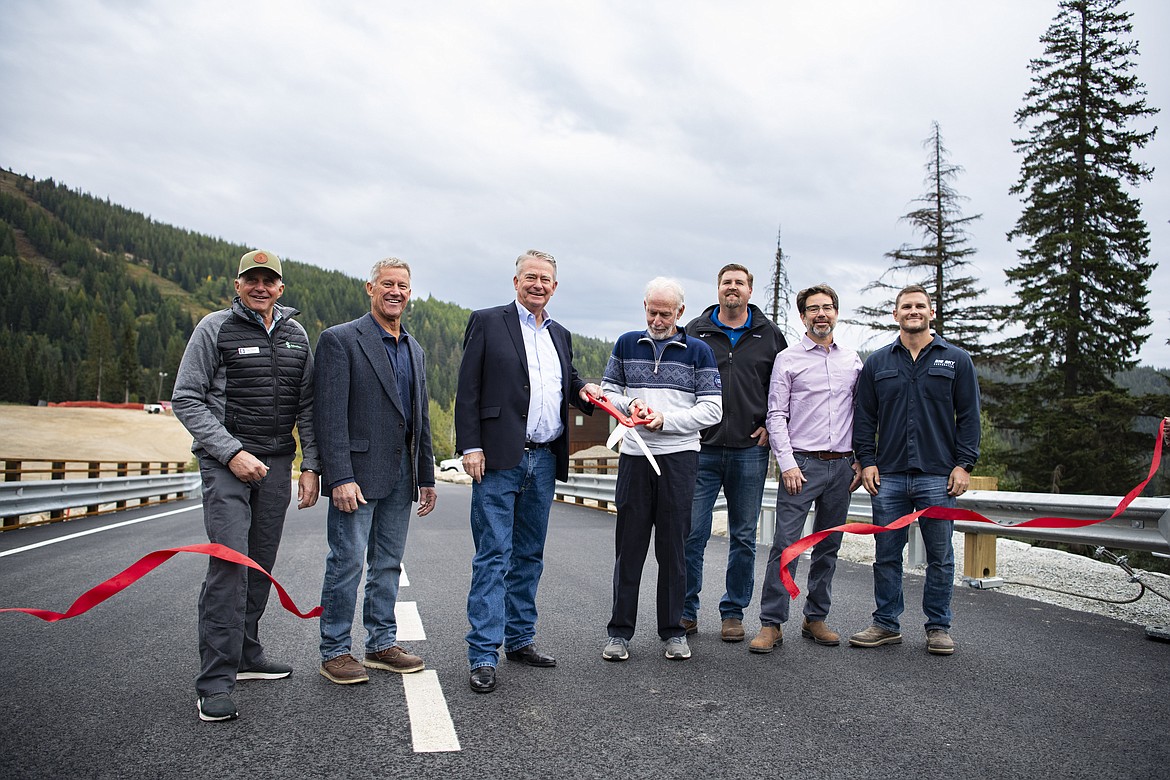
top-left (585, 392), bottom-right (662, 476)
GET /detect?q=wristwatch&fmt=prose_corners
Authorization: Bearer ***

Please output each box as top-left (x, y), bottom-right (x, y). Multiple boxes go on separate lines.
top-left (958, 462), bottom-right (975, 473)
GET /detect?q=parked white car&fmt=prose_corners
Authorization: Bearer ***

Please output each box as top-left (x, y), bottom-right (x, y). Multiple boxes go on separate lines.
top-left (439, 457), bottom-right (465, 473)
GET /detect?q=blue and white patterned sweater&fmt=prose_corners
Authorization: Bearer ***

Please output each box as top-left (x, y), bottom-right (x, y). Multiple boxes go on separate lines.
top-left (601, 330), bottom-right (723, 455)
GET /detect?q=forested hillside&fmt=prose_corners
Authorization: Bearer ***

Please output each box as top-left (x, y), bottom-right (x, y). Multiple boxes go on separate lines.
top-left (0, 169), bottom-right (613, 408)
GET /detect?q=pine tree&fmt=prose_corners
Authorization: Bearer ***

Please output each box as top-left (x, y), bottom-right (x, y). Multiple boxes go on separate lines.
top-left (118, 322), bottom-right (139, 403)
top-left (854, 121), bottom-right (996, 355)
top-left (1005, 0), bottom-right (1157, 396)
top-left (86, 312), bottom-right (114, 401)
top-left (1000, 0), bottom-right (1159, 494)
top-left (766, 225), bottom-right (794, 332)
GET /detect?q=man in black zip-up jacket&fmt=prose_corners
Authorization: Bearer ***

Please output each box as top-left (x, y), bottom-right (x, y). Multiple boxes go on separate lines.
top-left (173, 249), bottom-right (320, 723)
top-left (682, 264), bottom-right (787, 642)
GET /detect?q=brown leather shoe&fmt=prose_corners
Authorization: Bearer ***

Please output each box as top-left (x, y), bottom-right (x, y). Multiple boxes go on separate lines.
top-left (749, 625), bottom-right (782, 654)
top-left (721, 617), bottom-right (745, 642)
top-left (320, 654), bottom-right (370, 684)
top-left (801, 619), bottom-right (841, 646)
top-left (364, 645), bottom-right (424, 674)
top-left (680, 618), bottom-right (698, 635)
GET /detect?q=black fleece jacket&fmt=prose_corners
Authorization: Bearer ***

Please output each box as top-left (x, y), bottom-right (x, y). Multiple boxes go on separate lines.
top-left (685, 303), bottom-right (787, 448)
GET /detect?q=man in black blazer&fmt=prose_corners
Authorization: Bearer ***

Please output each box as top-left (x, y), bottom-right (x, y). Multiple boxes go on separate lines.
top-left (455, 249), bottom-right (600, 694)
top-left (314, 258), bottom-right (436, 685)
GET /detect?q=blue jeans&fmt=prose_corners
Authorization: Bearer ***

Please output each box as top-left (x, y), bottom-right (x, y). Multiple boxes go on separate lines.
top-left (870, 471), bottom-right (956, 633)
top-left (466, 449), bottom-right (555, 669)
top-left (318, 459), bottom-right (413, 662)
top-left (684, 444), bottom-right (770, 621)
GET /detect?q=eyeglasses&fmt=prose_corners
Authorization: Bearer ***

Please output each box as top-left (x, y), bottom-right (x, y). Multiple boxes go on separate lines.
top-left (804, 304), bottom-right (836, 314)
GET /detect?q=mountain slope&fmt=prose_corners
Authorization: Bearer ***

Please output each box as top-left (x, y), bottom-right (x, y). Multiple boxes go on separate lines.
top-left (0, 168), bottom-right (612, 406)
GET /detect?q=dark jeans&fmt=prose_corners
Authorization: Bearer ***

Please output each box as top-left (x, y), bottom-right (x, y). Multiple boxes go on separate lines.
top-left (870, 471), bottom-right (956, 632)
top-left (758, 454), bottom-right (853, 626)
top-left (195, 452), bottom-right (292, 696)
top-left (608, 450), bottom-right (698, 641)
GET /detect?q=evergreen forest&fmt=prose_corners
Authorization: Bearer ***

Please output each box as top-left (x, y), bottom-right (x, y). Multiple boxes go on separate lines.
top-left (0, 168), bottom-right (614, 414)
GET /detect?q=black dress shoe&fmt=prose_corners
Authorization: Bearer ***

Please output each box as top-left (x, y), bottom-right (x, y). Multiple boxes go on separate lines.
top-left (504, 644), bottom-right (556, 667)
top-left (469, 666), bottom-right (496, 693)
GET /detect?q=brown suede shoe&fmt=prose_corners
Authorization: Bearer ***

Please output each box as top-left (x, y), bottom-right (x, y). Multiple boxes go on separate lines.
top-left (721, 617), bottom-right (745, 642)
top-left (320, 654), bottom-right (369, 684)
top-left (848, 625), bottom-right (902, 648)
top-left (801, 619), bottom-right (841, 646)
top-left (680, 618), bottom-right (698, 635)
top-left (749, 625), bottom-right (782, 654)
top-left (926, 629), bottom-right (955, 656)
top-left (364, 645), bottom-right (425, 674)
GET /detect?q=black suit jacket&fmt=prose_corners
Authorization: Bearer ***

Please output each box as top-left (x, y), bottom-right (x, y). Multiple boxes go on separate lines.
top-left (455, 302), bottom-right (592, 482)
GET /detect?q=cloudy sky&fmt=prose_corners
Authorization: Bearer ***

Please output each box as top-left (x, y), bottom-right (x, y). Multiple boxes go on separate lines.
top-left (3, 1), bottom-right (1168, 367)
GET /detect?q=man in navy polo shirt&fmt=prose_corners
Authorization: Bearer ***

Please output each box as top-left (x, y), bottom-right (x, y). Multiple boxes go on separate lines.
top-left (849, 284), bottom-right (980, 656)
top-left (682, 264), bottom-right (786, 642)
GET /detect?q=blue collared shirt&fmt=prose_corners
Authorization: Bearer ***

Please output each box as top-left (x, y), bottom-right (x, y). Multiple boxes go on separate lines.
top-left (371, 313), bottom-right (414, 435)
top-left (711, 306), bottom-right (752, 348)
top-left (852, 333), bottom-right (980, 476)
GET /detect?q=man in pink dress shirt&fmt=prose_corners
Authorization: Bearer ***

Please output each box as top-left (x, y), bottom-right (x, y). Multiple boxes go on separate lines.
top-left (749, 284), bottom-right (863, 654)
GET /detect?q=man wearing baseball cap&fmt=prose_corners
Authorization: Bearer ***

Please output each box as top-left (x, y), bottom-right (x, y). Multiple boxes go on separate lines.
top-left (173, 248), bottom-right (320, 722)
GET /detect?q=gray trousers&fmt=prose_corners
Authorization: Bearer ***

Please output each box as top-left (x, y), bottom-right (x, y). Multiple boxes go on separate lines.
top-left (758, 454), bottom-right (853, 626)
top-left (195, 452), bottom-right (292, 696)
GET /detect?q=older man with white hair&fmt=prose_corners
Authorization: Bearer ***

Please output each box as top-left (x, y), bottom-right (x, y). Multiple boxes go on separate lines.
top-left (599, 277), bottom-right (723, 662)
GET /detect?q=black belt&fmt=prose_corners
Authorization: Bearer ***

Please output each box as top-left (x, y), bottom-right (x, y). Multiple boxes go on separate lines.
top-left (795, 450), bottom-right (852, 460)
top-left (525, 441), bottom-right (553, 450)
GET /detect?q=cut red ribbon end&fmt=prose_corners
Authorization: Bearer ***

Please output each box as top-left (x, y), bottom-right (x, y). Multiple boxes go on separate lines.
top-left (0, 543), bottom-right (322, 622)
top-left (779, 417), bottom-right (1167, 599)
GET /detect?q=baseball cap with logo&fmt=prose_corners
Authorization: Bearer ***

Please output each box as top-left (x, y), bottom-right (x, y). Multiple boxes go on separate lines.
top-left (237, 249), bottom-right (283, 279)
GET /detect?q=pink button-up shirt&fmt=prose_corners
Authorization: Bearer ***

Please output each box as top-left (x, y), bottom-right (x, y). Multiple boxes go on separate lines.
top-left (766, 334), bottom-right (863, 473)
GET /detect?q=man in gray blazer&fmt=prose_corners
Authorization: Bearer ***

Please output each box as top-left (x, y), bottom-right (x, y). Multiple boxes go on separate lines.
top-left (314, 257), bottom-right (437, 685)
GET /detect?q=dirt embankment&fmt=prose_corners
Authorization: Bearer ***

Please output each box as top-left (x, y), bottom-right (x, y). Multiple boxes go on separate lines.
top-left (0, 405), bottom-right (195, 463)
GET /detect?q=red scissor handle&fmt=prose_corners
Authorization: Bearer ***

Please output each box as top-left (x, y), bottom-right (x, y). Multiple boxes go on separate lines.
top-left (586, 393), bottom-right (652, 427)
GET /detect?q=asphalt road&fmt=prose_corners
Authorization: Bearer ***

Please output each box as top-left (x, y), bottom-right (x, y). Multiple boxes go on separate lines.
top-left (1, 482), bottom-right (1168, 779)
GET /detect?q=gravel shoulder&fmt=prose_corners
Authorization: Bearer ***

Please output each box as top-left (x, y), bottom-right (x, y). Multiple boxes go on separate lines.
top-left (837, 528), bottom-right (1170, 629)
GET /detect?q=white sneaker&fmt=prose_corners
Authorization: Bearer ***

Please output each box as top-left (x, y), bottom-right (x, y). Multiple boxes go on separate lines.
top-left (664, 636), bottom-right (691, 660)
top-left (602, 636), bottom-right (630, 662)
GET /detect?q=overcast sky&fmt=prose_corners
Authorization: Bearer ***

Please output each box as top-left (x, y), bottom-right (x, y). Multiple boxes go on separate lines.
top-left (3, 1), bottom-right (1168, 367)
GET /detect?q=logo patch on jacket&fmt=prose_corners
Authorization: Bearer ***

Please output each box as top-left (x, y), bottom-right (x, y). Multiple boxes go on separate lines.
top-left (283, 341), bottom-right (304, 350)
top-left (238, 346), bottom-right (260, 355)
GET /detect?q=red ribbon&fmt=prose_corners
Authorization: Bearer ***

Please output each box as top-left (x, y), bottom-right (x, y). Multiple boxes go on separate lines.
top-left (1, 543), bottom-right (322, 622)
top-left (779, 417), bottom-right (1168, 599)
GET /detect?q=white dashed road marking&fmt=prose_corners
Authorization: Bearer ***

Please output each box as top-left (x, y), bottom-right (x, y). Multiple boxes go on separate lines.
top-left (403, 670), bottom-right (462, 752)
top-left (394, 601), bottom-right (426, 641)
top-left (396, 566), bottom-right (459, 752)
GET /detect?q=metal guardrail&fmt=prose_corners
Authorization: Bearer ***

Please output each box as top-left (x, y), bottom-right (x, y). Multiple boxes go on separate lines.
top-left (556, 474), bottom-right (1170, 555)
top-left (0, 472), bottom-right (201, 529)
top-left (950, 490), bottom-right (1170, 552)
